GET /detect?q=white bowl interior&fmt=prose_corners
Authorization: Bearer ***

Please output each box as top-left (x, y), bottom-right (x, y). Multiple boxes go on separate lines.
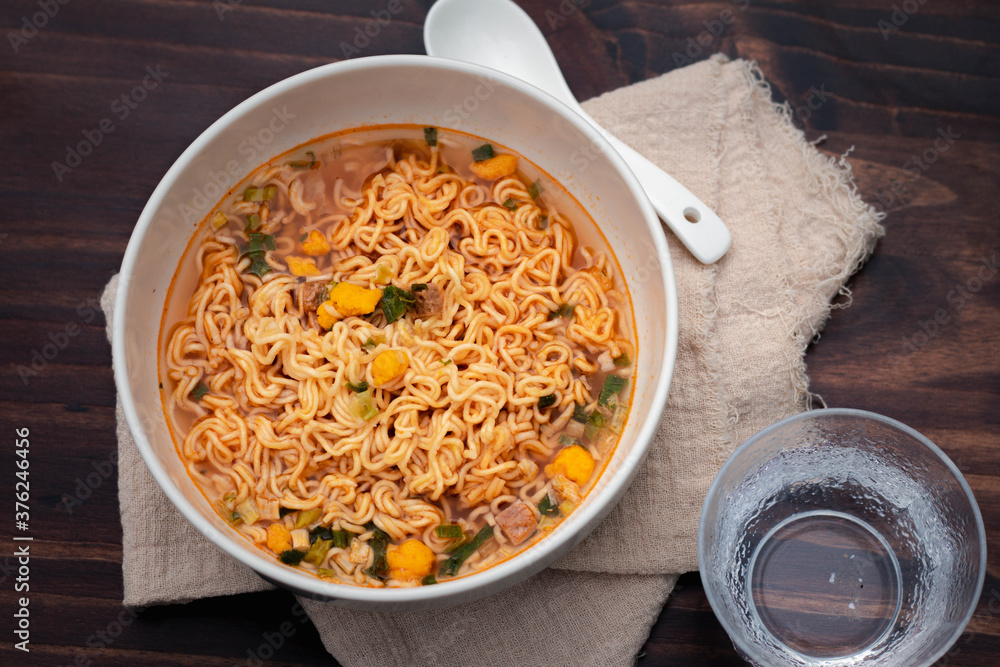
top-left (115, 55), bottom-right (678, 610)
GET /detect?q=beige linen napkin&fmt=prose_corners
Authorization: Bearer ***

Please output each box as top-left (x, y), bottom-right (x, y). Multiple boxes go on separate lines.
top-left (106, 54), bottom-right (882, 666)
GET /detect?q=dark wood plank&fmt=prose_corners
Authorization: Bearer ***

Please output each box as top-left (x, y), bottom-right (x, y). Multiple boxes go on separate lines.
top-left (1, 0), bottom-right (997, 665)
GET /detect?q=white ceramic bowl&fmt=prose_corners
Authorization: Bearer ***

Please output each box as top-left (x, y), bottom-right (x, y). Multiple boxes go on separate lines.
top-left (114, 55), bottom-right (678, 610)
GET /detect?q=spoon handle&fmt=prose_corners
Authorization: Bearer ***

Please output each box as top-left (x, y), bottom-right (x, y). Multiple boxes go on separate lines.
top-left (565, 103), bottom-right (730, 264)
top-left (602, 132), bottom-right (731, 264)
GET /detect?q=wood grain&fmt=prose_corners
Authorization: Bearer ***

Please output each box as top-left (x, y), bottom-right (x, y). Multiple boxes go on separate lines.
top-left (1, 0), bottom-right (996, 665)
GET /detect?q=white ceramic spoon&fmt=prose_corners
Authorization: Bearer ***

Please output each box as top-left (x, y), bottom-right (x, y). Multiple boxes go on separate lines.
top-left (424, 0), bottom-right (731, 264)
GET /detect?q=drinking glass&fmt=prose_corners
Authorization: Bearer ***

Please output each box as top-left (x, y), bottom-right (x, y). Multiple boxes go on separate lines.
top-left (699, 409), bottom-right (986, 666)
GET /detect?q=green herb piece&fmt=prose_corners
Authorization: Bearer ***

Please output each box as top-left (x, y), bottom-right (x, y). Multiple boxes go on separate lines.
top-left (539, 214), bottom-right (549, 229)
top-left (411, 283), bottom-right (428, 292)
top-left (365, 526), bottom-right (391, 580)
top-left (613, 353), bottom-right (631, 368)
top-left (424, 127), bottom-right (438, 146)
top-left (598, 375), bottom-right (628, 409)
top-left (435, 524), bottom-right (463, 539)
top-left (547, 303), bottom-right (575, 320)
top-left (440, 359), bottom-right (453, 366)
top-left (362, 338), bottom-right (377, 350)
top-left (331, 529), bottom-right (352, 549)
top-left (289, 151), bottom-right (316, 169)
top-left (572, 404), bottom-right (589, 423)
top-left (309, 525), bottom-right (334, 544)
top-left (503, 198), bottom-right (518, 210)
top-left (353, 389), bottom-right (379, 421)
top-left (538, 493), bottom-right (560, 517)
top-left (279, 549), bottom-right (306, 565)
top-left (299, 233), bottom-right (309, 243)
top-left (584, 410), bottom-right (606, 441)
top-left (243, 186), bottom-right (263, 202)
top-left (248, 256), bottom-right (271, 278)
top-left (192, 381), bottom-right (210, 400)
top-left (440, 524), bottom-right (493, 577)
top-left (245, 214), bottom-right (261, 231)
top-left (278, 506), bottom-right (294, 518)
top-left (381, 284), bottom-right (417, 324)
top-left (263, 185), bottom-right (277, 201)
top-left (558, 434), bottom-right (577, 447)
top-left (304, 538), bottom-right (332, 566)
top-left (528, 181), bottom-right (542, 199)
top-left (538, 394), bottom-right (556, 409)
top-left (346, 380), bottom-right (369, 393)
top-left (295, 507), bottom-right (323, 529)
top-left (421, 574), bottom-right (438, 586)
top-left (316, 568), bottom-right (338, 578)
top-left (264, 234), bottom-right (276, 251)
top-left (472, 144), bottom-right (495, 162)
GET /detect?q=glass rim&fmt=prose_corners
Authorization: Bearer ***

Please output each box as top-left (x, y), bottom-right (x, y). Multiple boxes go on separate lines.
top-left (697, 407), bottom-right (987, 667)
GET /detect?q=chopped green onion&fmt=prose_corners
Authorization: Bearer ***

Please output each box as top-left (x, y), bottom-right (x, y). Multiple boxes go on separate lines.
top-left (503, 198), bottom-right (518, 210)
top-left (472, 144), bottom-right (495, 162)
top-left (191, 381), bottom-right (209, 400)
top-left (613, 353), bottom-right (631, 368)
top-left (584, 411), bottom-right (606, 441)
top-left (435, 524), bottom-right (463, 539)
top-left (331, 529), bottom-right (352, 549)
top-left (362, 337), bottom-right (377, 350)
top-left (381, 285), bottom-right (416, 324)
top-left (527, 181), bottom-right (542, 199)
top-left (353, 389), bottom-right (379, 421)
top-left (316, 567), bottom-right (338, 578)
top-left (248, 256), bottom-right (271, 278)
top-left (572, 404), bottom-right (589, 423)
top-left (421, 574), bottom-right (438, 586)
top-left (424, 127), bottom-right (438, 146)
top-left (279, 549), bottom-right (306, 565)
top-left (440, 359), bottom-right (453, 366)
top-left (539, 214), bottom-right (549, 229)
top-left (279, 506), bottom-right (295, 518)
top-left (346, 380), bottom-right (369, 393)
top-left (210, 211), bottom-right (228, 230)
top-left (295, 507), bottom-right (323, 529)
top-left (304, 538), bottom-right (332, 566)
top-left (538, 494), bottom-right (559, 516)
top-left (538, 394), bottom-right (556, 409)
top-left (558, 434), bottom-right (577, 447)
top-left (547, 303), bottom-right (575, 320)
top-left (364, 526), bottom-right (391, 580)
top-left (262, 185), bottom-right (277, 201)
top-left (441, 524), bottom-right (493, 577)
top-left (246, 232), bottom-right (266, 253)
top-left (235, 498), bottom-right (260, 525)
top-left (299, 233), bottom-right (309, 243)
top-left (245, 214), bottom-right (261, 231)
top-left (289, 151), bottom-right (316, 169)
top-left (598, 375), bottom-right (628, 409)
top-left (411, 283), bottom-right (428, 292)
top-left (243, 186), bottom-right (263, 202)
top-left (309, 525), bottom-right (334, 544)
top-left (264, 234), bottom-right (276, 251)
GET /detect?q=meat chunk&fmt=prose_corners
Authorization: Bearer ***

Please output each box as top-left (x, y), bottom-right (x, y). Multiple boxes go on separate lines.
top-left (495, 500), bottom-right (537, 546)
top-left (298, 280), bottom-right (325, 330)
top-left (412, 283), bottom-right (444, 318)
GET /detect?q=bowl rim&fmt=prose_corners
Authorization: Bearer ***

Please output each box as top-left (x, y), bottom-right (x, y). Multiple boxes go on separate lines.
top-left (114, 54), bottom-right (679, 606)
top-left (697, 407), bottom-right (988, 665)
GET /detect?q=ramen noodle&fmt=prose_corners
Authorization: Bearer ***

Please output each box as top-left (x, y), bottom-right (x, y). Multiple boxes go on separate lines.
top-left (161, 126), bottom-right (635, 587)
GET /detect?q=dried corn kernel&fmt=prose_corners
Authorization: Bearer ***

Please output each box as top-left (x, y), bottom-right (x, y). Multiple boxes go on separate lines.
top-left (545, 445), bottom-right (595, 486)
top-left (371, 349), bottom-right (409, 386)
top-left (386, 539), bottom-right (436, 580)
top-left (266, 523), bottom-right (292, 554)
top-left (328, 282), bottom-right (382, 316)
top-left (287, 256), bottom-right (320, 277)
top-left (300, 229), bottom-right (331, 256)
top-left (469, 154), bottom-right (518, 180)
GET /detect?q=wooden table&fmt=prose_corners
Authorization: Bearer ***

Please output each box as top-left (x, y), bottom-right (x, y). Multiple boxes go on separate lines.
top-left (2, 0), bottom-right (996, 664)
